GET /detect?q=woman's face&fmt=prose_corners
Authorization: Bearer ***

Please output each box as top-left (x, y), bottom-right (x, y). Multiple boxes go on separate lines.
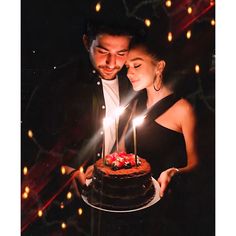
top-left (125, 46), bottom-right (159, 91)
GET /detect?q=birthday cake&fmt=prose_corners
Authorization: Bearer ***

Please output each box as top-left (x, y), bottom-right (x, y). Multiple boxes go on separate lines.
top-left (84, 152), bottom-right (155, 210)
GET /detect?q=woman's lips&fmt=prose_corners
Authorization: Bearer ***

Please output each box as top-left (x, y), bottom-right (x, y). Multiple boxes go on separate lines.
top-left (130, 80), bottom-right (138, 84)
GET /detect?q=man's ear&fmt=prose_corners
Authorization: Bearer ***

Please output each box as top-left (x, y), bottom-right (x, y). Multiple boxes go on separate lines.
top-left (83, 34), bottom-right (90, 51)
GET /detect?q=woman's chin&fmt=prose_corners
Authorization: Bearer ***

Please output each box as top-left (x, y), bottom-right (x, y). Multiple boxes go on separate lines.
top-left (132, 86), bottom-right (143, 91)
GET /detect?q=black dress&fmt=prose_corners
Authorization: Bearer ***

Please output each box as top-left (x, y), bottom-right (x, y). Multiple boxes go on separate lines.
top-left (128, 93), bottom-right (187, 179)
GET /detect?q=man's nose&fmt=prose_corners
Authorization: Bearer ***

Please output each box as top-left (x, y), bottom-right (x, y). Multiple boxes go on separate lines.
top-left (105, 54), bottom-right (116, 68)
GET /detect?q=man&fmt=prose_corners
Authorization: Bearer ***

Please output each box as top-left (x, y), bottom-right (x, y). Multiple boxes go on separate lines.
top-left (21, 18), bottom-right (139, 231)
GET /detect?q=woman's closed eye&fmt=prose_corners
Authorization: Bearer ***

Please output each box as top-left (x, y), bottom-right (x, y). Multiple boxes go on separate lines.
top-left (134, 64), bottom-right (141, 69)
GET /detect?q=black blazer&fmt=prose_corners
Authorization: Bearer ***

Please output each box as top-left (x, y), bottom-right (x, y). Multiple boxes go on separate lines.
top-left (22, 56), bottom-right (134, 169)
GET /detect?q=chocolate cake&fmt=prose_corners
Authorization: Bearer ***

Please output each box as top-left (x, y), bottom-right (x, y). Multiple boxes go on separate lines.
top-left (84, 152), bottom-right (155, 210)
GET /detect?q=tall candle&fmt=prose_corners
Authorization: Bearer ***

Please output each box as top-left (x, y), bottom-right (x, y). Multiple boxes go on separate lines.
top-left (103, 117), bottom-right (113, 163)
top-left (114, 106), bottom-right (125, 152)
top-left (132, 116), bottom-right (145, 165)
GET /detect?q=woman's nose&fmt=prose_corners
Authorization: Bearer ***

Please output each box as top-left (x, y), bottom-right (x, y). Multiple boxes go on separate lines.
top-left (127, 68), bottom-right (134, 79)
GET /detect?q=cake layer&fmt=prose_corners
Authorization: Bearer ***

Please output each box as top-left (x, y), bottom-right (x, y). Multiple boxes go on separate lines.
top-left (84, 154), bottom-right (155, 210)
top-left (86, 184), bottom-right (155, 210)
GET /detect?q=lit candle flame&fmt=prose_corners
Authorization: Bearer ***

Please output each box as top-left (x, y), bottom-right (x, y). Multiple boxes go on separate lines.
top-left (115, 106), bottom-right (126, 118)
top-left (133, 116), bottom-right (145, 127)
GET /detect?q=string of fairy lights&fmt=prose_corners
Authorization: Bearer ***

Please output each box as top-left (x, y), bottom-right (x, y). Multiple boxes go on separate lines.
top-left (22, 0), bottom-right (215, 233)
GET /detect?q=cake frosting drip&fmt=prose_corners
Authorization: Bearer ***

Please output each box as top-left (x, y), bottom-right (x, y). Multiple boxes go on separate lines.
top-left (84, 153), bottom-right (155, 210)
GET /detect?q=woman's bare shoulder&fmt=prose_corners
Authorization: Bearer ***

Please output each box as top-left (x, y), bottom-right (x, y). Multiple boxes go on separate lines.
top-left (173, 98), bottom-right (196, 119)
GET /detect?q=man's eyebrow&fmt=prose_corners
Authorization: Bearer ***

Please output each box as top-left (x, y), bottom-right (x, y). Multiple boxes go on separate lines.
top-left (96, 46), bottom-right (129, 53)
top-left (96, 45), bottom-right (109, 51)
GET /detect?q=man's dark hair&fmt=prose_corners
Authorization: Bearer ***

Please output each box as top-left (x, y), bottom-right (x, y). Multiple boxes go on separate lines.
top-left (84, 17), bottom-right (146, 46)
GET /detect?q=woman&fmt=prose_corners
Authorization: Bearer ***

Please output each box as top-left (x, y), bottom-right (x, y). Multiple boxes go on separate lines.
top-left (124, 39), bottom-right (199, 198)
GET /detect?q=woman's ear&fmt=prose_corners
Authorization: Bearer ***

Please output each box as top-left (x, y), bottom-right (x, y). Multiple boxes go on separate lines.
top-left (156, 60), bottom-right (166, 74)
top-left (83, 34), bottom-right (90, 51)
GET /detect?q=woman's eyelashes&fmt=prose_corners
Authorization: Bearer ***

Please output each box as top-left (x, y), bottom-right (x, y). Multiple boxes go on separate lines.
top-left (125, 63), bottom-right (141, 69)
top-left (134, 64), bottom-right (141, 69)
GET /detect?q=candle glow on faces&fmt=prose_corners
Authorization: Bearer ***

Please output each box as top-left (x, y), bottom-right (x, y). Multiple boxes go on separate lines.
top-left (132, 116), bottom-right (145, 165)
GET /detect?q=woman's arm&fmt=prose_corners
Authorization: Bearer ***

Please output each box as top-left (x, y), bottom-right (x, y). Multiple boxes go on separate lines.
top-left (158, 99), bottom-right (199, 197)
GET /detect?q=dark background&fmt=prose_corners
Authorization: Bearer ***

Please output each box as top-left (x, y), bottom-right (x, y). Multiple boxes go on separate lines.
top-left (21, 0), bottom-right (215, 235)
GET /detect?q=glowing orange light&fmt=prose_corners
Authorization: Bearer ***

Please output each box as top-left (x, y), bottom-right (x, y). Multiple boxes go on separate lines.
top-left (22, 192), bottom-right (28, 199)
top-left (79, 166), bottom-right (84, 173)
top-left (25, 186), bottom-right (30, 193)
top-left (166, 0), bottom-right (172, 7)
top-left (144, 19), bottom-right (151, 27)
top-left (38, 210), bottom-right (43, 217)
top-left (210, 0), bottom-right (214, 6)
top-left (23, 166), bottom-right (28, 175)
top-left (78, 208), bottom-right (83, 216)
top-left (67, 192), bottom-right (72, 200)
top-left (167, 32), bottom-right (173, 42)
top-left (95, 2), bottom-right (101, 12)
top-left (187, 7), bottom-right (192, 14)
top-left (28, 130), bottom-right (33, 138)
top-left (195, 64), bottom-right (200, 74)
top-left (61, 166), bottom-right (66, 175)
top-left (186, 30), bottom-right (191, 39)
top-left (61, 222), bottom-right (67, 229)
top-left (211, 19), bottom-right (215, 26)
top-left (60, 202), bottom-right (64, 209)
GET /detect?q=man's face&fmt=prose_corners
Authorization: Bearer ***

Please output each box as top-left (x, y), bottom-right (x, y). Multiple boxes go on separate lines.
top-left (89, 34), bottom-right (131, 80)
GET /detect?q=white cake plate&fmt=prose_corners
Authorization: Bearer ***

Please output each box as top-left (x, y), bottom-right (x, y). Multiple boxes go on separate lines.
top-left (81, 177), bottom-right (161, 213)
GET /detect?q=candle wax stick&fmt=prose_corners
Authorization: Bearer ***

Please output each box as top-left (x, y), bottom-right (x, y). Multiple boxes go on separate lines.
top-left (133, 124), bottom-right (138, 165)
top-left (115, 118), bottom-right (119, 152)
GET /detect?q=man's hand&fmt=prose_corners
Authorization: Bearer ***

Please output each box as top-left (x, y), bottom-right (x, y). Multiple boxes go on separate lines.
top-left (85, 165), bottom-right (94, 179)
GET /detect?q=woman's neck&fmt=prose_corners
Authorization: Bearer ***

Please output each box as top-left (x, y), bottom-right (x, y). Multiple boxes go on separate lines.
top-left (146, 86), bottom-right (172, 109)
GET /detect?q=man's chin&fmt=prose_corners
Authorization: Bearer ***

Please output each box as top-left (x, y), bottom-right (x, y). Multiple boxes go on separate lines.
top-left (100, 71), bottom-right (117, 80)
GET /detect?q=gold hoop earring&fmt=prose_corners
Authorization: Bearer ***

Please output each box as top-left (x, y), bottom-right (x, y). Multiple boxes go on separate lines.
top-left (153, 74), bottom-right (162, 92)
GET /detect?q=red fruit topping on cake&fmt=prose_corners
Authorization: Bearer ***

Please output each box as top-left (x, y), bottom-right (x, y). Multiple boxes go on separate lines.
top-left (104, 152), bottom-right (140, 170)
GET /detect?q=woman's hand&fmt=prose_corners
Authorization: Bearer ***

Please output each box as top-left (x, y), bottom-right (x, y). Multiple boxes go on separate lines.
top-left (157, 167), bottom-right (179, 198)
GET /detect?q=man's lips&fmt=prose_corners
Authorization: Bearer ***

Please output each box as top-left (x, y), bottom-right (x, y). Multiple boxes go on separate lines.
top-left (100, 67), bottom-right (120, 73)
